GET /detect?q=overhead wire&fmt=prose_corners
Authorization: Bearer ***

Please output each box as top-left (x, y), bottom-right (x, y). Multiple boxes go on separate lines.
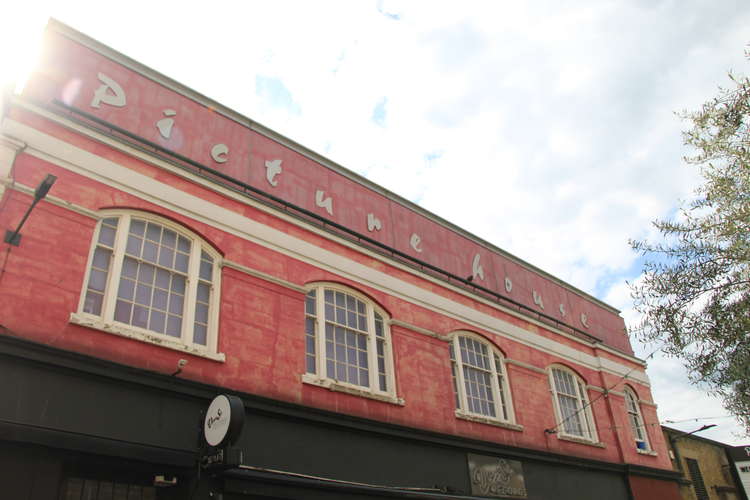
top-left (544, 341), bottom-right (666, 435)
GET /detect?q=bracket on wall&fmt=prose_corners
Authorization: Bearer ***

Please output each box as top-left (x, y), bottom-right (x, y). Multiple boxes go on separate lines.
top-left (4, 174), bottom-right (57, 247)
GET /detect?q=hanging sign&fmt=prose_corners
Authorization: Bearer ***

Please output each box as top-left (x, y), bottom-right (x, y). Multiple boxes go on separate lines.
top-left (203, 394), bottom-right (245, 448)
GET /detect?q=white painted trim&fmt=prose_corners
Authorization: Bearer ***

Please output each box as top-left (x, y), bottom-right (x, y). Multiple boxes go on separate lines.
top-left (222, 259), bottom-right (307, 293)
top-left (454, 409), bottom-right (524, 431)
top-left (6, 98), bottom-right (641, 369)
top-left (0, 179), bottom-right (99, 219)
top-left (301, 373), bottom-right (405, 406)
top-left (557, 435), bottom-right (606, 448)
top-left (2, 116), bottom-right (651, 387)
top-left (43, 22), bottom-right (623, 316)
top-left (587, 385), bottom-right (607, 393)
top-left (636, 449), bottom-right (658, 457)
top-left (504, 358), bottom-right (547, 375)
top-left (70, 312), bottom-right (226, 362)
top-left (389, 319), bottom-right (448, 341)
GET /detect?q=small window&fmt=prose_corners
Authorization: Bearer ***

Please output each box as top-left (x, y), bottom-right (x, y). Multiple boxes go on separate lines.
top-left (79, 212), bottom-right (220, 353)
top-left (304, 284), bottom-right (395, 397)
top-left (449, 333), bottom-right (515, 423)
top-left (549, 366), bottom-right (597, 441)
top-left (624, 386), bottom-right (650, 451)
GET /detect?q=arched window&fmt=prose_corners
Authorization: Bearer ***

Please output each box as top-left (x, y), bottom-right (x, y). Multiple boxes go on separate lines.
top-left (549, 365), bottom-right (597, 441)
top-left (304, 284), bottom-right (396, 398)
top-left (624, 386), bottom-right (650, 450)
top-left (77, 211), bottom-right (221, 354)
top-left (449, 333), bottom-right (514, 423)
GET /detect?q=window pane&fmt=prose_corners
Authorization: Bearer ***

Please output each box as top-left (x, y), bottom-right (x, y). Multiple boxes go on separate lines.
top-left (135, 283), bottom-right (151, 306)
top-left (126, 234), bottom-right (142, 256)
top-left (171, 275), bottom-right (185, 294)
top-left (162, 229), bottom-right (176, 248)
top-left (92, 246), bottom-right (111, 269)
top-left (306, 334), bottom-right (316, 355)
top-left (305, 291), bottom-right (316, 315)
top-left (306, 355), bottom-right (316, 374)
top-left (132, 305), bottom-right (148, 328)
top-left (89, 269), bottom-right (107, 292)
top-left (150, 310), bottom-right (166, 333)
top-left (118, 278), bottom-right (135, 301)
top-left (166, 315), bottom-right (182, 337)
top-left (197, 282), bottom-right (210, 302)
top-left (158, 247), bottom-right (174, 268)
top-left (175, 252), bottom-right (189, 273)
top-left (98, 224), bottom-right (117, 247)
top-left (138, 263), bottom-right (155, 284)
top-left (177, 235), bottom-right (191, 253)
top-left (169, 294), bottom-right (184, 315)
top-left (84, 290), bottom-right (104, 315)
top-left (142, 241), bottom-right (158, 263)
top-left (193, 323), bottom-right (207, 345)
top-left (122, 256), bottom-right (137, 278)
top-left (155, 268), bottom-right (170, 289)
top-left (200, 252), bottom-right (213, 280)
top-left (130, 219), bottom-right (145, 236)
top-left (114, 300), bottom-right (132, 323)
top-left (146, 222), bottom-right (161, 242)
top-left (195, 303), bottom-right (209, 324)
top-left (152, 289), bottom-right (168, 310)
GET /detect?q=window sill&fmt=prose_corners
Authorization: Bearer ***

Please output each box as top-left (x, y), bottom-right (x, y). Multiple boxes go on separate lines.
top-left (455, 410), bottom-right (523, 431)
top-left (301, 373), bottom-right (405, 406)
top-left (69, 312), bottom-right (226, 362)
top-left (557, 434), bottom-right (606, 448)
top-left (636, 448), bottom-right (657, 456)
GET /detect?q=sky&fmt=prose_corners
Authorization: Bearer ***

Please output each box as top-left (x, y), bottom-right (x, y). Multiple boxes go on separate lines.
top-left (1, 1), bottom-right (748, 445)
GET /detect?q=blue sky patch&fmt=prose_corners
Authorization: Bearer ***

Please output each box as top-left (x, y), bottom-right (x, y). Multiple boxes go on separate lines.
top-left (255, 75), bottom-right (301, 115)
top-left (372, 97), bottom-right (387, 126)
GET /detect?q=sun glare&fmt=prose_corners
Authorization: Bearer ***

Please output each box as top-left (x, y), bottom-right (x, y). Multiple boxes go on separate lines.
top-left (0, 11), bottom-right (47, 95)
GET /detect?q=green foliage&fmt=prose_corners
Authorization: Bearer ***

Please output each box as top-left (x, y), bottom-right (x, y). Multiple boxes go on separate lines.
top-left (630, 58), bottom-right (750, 436)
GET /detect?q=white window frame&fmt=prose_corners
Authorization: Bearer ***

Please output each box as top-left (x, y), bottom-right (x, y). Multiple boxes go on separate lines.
top-left (302, 283), bottom-right (400, 404)
top-left (624, 385), bottom-right (651, 451)
top-left (449, 332), bottom-right (517, 426)
top-left (548, 365), bottom-right (598, 442)
top-left (71, 210), bottom-right (223, 361)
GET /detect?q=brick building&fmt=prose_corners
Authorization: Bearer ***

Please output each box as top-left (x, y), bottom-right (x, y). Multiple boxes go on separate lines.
top-left (0, 19), bottom-right (682, 499)
top-left (662, 427), bottom-right (747, 500)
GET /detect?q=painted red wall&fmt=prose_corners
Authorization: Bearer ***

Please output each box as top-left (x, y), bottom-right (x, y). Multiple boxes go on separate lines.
top-left (628, 475), bottom-right (682, 500)
top-left (20, 28), bottom-right (632, 354)
top-left (0, 106), bottom-right (671, 472)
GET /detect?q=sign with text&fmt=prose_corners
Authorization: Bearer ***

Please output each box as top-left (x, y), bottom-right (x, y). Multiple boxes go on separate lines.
top-left (19, 22), bottom-right (636, 354)
top-left (467, 454), bottom-right (527, 499)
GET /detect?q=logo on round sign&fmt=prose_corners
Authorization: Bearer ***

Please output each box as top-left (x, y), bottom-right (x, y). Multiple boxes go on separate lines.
top-left (204, 395), bottom-right (232, 447)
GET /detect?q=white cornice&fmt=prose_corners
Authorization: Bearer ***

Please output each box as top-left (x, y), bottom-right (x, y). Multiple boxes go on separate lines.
top-left (43, 17), bottom-right (621, 316)
top-left (1, 113), bottom-right (650, 386)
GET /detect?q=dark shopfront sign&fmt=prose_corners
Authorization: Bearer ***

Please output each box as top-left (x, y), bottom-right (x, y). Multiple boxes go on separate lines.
top-left (468, 454), bottom-right (527, 499)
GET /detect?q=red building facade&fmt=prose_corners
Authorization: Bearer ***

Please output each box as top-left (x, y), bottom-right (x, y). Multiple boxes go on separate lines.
top-left (0, 20), bottom-right (680, 500)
